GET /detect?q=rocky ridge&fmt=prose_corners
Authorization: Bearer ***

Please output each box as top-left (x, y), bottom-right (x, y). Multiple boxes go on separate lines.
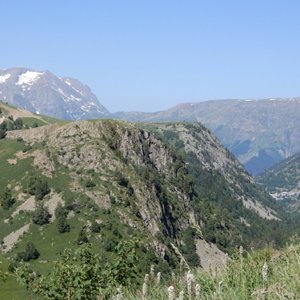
top-left (1, 118), bottom-right (287, 273)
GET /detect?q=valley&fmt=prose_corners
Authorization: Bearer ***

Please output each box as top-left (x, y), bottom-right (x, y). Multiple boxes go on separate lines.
top-left (257, 152), bottom-right (300, 211)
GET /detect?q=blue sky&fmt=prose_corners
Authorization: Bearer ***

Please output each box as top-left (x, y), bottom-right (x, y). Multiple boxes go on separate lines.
top-left (1, 0), bottom-right (300, 112)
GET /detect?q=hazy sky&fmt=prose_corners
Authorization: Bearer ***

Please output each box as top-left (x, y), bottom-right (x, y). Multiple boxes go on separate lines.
top-left (1, 0), bottom-right (300, 112)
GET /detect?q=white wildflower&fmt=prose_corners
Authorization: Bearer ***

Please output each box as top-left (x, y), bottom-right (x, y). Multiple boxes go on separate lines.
top-left (262, 262), bottom-right (269, 283)
top-left (142, 274), bottom-right (149, 299)
top-left (150, 264), bottom-right (155, 279)
top-left (156, 271), bottom-right (161, 285)
top-left (186, 270), bottom-right (195, 300)
top-left (116, 286), bottom-right (123, 300)
top-left (239, 245), bottom-right (244, 259)
top-left (142, 281), bottom-right (147, 299)
top-left (168, 286), bottom-right (175, 300)
top-left (195, 283), bottom-right (201, 299)
top-left (171, 272), bottom-right (176, 284)
top-left (177, 290), bottom-right (184, 300)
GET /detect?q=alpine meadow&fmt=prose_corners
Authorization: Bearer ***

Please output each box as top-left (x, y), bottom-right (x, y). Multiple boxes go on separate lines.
top-left (2, 1), bottom-right (300, 299)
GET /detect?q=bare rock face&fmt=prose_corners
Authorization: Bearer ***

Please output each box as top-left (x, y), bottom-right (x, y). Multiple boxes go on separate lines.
top-left (196, 239), bottom-right (229, 272)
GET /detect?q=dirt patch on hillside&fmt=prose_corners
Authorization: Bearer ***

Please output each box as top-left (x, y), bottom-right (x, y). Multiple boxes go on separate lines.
top-left (85, 191), bottom-right (111, 209)
top-left (17, 193), bottom-right (27, 201)
top-left (44, 193), bottom-right (64, 221)
top-left (1, 223), bottom-right (30, 253)
top-left (12, 196), bottom-right (35, 217)
top-left (15, 151), bottom-right (29, 159)
top-left (242, 198), bottom-right (280, 221)
top-left (7, 158), bottom-right (17, 165)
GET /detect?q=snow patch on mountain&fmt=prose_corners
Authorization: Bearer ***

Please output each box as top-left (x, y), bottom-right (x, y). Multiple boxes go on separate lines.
top-left (72, 86), bottom-right (85, 96)
top-left (64, 79), bottom-right (71, 86)
top-left (0, 73), bottom-right (11, 84)
top-left (16, 71), bottom-right (43, 86)
top-left (81, 104), bottom-right (93, 112)
top-left (58, 88), bottom-right (82, 103)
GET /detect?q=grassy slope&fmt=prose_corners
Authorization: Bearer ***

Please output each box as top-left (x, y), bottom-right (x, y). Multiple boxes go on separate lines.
top-left (0, 101), bottom-right (66, 127)
top-left (0, 256), bottom-right (28, 300)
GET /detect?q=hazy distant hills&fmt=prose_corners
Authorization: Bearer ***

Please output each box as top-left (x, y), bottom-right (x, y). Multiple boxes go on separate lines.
top-left (0, 67), bottom-right (109, 120)
top-left (115, 99), bottom-right (300, 175)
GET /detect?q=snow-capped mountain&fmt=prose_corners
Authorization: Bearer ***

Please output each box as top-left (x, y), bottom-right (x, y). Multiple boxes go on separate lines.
top-left (0, 67), bottom-right (110, 119)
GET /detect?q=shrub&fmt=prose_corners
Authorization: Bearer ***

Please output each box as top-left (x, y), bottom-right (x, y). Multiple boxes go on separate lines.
top-left (91, 222), bottom-right (101, 233)
top-left (0, 121), bottom-right (7, 130)
top-left (116, 172), bottom-right (129, 187)
top-left (16, 242), bottom-right (40, 262)
top-left (77, 227), bottom-right (89, 245)
top-left (85, 180), bottom-right (96, 188)
top-left (0, 129), bottom-right (6, 139)
top-left (55, 204), bottom-right (70, 233)
top-left (27, 175), bottom-right (50, 200)
top-left (14, 118), bottom-right (23, 130)
top-left (0, 188), bottom-right (15, 210)
top-left (32, 204), bottom-right (50, 225)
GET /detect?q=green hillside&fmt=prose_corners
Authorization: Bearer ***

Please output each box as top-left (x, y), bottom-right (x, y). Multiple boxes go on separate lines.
top-left (0, 101), bottom-right (66, 129)
top-left (0, 117), bottom-right (299, 298)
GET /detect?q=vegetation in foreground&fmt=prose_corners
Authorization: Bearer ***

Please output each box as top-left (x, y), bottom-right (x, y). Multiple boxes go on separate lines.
top-left (1, 240), bottom-right (299, 299)
top-left (108, 242), bottom-right (300, 299)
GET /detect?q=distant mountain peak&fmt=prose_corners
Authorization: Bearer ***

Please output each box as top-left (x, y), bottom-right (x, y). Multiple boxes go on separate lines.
top-left (0, 67), bottom-right (110, 120)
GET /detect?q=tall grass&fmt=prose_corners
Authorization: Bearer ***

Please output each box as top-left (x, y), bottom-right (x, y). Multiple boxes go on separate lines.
top-left (120, 244), bottom-right (300, 299)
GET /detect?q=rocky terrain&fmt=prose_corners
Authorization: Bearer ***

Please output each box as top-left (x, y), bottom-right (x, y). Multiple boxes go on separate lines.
top-left (1, 115), bottom-right (287, 262)
top-left (115, 99), bottom-right (300, 175)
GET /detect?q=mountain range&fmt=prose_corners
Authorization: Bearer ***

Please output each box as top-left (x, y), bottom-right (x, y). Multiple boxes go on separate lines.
top-left (2, 67), bottom-right (300, 175)
top-left (0, 101), bottom-right (299, 298)
top-left (115, 99), bottom-right (300, 175)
